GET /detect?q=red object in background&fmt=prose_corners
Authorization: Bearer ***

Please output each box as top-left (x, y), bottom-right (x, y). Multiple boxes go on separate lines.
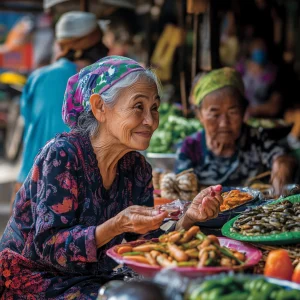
top-left (264, 249), bottom-right (294, 281)
top-left (0, 43), bottom-right (33, 73)
top-left (154, 197), bottom-right (172, 207)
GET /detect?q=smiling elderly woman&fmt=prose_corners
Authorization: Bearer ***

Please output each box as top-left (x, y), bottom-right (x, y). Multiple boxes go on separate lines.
top-left (0, 56), bottom-right (222, 299)
top-left (176, 67), bottom-right (296, 194)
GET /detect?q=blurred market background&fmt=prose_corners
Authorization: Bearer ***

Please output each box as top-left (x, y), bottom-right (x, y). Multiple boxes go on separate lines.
top-left (0, 0), bottom-right (300, 234)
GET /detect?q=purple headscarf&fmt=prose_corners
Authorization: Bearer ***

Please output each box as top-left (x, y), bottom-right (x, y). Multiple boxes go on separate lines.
top-left (62, 55), bottom-right (145, 128)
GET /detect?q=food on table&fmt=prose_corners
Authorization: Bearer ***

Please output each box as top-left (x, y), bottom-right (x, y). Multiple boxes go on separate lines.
top-left (154, 199), bottom-right (190, 220)
top-left (152, 169), bottom-right (166, 190)
top-left (161, 170), bottom-right (198, 201)
top-left (264, 250), bottom-right (294, 281)
top-left (293, 262), bottom-right (300, 284)
top-left (249, 183), bottom-right (300, 200)
top-left (116, 226), bottom-right (246, 268)
top-left (253, 244), bottom-right (300, 275)
top-left (220, 190), bottom-right (253, 211)
top-left (157, 204), bottom-right (181, 219)
top-left (247, 118), bottom-right (291, 129)
top-left (187, 276), bottom-right (300, 300)
top-left (230, 200), bottom-right (300, 236)
top-left (249, 183), bottom-right (272, 190)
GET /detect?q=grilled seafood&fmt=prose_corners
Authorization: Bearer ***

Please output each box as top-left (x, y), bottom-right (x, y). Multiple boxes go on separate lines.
top-left (231, 200), bottom-right (300, 236)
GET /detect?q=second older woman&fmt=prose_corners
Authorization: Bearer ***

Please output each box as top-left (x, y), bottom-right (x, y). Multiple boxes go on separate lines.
top-left (0, 56), bottom-right (222, 299)
top-left (176, 67), bottom-right (296, 194)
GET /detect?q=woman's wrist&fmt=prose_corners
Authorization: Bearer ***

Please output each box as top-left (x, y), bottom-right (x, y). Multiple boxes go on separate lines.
top-left (95, 217), bottom-right (122, 248)
top-left (111, 214), bottom-right (124, 236)
top-left (175, 214), bottom-right (195, 231)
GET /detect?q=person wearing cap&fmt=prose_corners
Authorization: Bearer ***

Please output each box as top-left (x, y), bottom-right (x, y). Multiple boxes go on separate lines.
top-left (12, 11), bottom-right (108, 208)
top-left (0, 56), bottom-right (223, 298)
top-left (176, 67), bottom-right (296, 195)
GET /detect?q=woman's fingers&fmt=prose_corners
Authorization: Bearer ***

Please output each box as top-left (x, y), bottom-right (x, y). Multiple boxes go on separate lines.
top-left (201, 197), bottom-right (220, 218)
top-left (194, 185), bottom-right (223, 201)
top-left (134, 211), bottom-right (168, 232)
top-left (212, 185), bottom-right (222, 193)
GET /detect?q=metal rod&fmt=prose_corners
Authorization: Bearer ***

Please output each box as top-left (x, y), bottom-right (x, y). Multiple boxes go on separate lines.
top-left (80, 0), bottom-right (89, 12)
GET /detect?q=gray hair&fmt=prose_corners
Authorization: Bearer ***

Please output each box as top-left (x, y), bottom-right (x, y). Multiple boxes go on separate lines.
top-left (74, 69), bottom-right (160, 137)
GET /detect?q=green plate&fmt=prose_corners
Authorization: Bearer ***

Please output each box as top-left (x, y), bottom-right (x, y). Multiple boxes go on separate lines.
top-left (221, 195), bottom-right (300, 245)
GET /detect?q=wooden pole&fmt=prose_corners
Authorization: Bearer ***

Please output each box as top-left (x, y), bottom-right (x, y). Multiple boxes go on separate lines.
top-left (192, 13), bottom-right (199, 80)
top-left (80, 0), bottom-right (89, 12)
top-left (209, 0), bottom-right (221, 69)
top-left (177, 0), bottom-right (188, 117)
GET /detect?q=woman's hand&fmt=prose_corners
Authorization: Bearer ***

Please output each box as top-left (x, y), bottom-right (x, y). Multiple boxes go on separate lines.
top-left (114, 205), bottom-right (168, 235)
top-left (176, 185), bottom-right (223, 230)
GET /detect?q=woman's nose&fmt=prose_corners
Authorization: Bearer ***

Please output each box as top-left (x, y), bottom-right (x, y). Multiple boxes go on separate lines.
top-left (219, 114), bottom-right (230, 126)
top-left (143, 110), bottom-right (154, 126)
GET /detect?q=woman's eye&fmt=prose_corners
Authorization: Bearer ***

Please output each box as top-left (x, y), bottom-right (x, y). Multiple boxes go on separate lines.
top-left (134, 104), bottom-right (143, 110)
top-left (152, 105), bottom-right (159, 111)
top-left (211, 114), bottom-right (219, 119)
top-left (228, 110), bottom-right (240, 116)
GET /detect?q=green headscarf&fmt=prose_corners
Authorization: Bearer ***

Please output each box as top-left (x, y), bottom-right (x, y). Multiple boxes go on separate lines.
top-left (193, 67), bottom-right (245, 106)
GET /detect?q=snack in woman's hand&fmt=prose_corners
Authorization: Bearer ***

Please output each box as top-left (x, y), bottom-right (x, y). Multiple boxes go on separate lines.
top-left (220, 189), bottom-right (253, 211)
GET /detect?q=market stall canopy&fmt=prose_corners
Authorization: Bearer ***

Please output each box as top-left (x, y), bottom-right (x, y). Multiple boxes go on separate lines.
top-left (44, 0), bottom-right (137, 10)
top-left (0, 0), bottom-right (43, 12)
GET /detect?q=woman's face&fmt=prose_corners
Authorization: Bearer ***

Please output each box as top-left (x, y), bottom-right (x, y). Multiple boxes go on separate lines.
top-left (198, 88), bottom-right (244, 145)
top-left (104, 80), bottom-right (160, 151)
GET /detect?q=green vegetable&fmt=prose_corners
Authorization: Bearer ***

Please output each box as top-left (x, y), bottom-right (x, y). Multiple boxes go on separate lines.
top-left (275, 289), bottom-right (300, 300)
top-left (148, 103), bottom-right (202, 153)
top-left (197, 280), bottom-right (221, 292)
top-left (177, 261), bottom-right (198, 267)
top-left (206, 287), bottom-right (224, 300)
top-left (196, 232), bottom-right (244, 265)
top-left (121, 251), bottom-right (144, 256)
top-left (219, 291), bottom-right (249, 300)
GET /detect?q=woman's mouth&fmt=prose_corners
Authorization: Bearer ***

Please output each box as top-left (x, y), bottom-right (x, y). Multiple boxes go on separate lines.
top-left (134, 131), bottom-right (152, 138)
top-left (218, 131), bottom-right (231, 135)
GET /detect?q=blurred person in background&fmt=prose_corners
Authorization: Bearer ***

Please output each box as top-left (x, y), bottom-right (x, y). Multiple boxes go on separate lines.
top-left (102, 17), bottom-right (133, 58)
top-left (236, 37), bottom-right (283, 119)
top-left (11, 11), bottom-right (108, 209)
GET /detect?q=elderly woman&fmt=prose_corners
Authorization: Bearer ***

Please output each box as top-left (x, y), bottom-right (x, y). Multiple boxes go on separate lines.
top-left (176, 67), bottom-right (295, 194)
top-left (0, 56), bottom-right (222, 299)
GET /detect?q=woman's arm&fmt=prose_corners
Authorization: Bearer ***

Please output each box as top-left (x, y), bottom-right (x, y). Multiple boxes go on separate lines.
top-left (94, 207), bottom-right (167, 248)
top-left (30, 141), bottom-right (99, 271)
top-left (246, 92), bottom-right (283, 118)
top-left (271, 155), bottom-right (297, 195)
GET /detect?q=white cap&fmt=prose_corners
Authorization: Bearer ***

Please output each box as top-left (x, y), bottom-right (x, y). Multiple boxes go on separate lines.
top-left (55, 11), bottom-right (98, 40)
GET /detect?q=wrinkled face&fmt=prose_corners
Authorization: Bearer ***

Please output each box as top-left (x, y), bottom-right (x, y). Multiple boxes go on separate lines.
top-left (198, 87), bottom-right (244, 144)
top-left (104, 80), bottom-right (160, 151)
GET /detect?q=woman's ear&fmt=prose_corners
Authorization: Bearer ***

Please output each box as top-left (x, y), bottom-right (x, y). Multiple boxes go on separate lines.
top-left (196, 107), bottom-right (203, 123)
top-left (89, 94), bottom-right (106, 123)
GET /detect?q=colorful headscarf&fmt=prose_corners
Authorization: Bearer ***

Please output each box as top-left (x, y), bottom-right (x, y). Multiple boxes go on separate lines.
top-left (193, 67), bottom-right (244, 106)
top-left (62, 55), bottom-right (145, 128)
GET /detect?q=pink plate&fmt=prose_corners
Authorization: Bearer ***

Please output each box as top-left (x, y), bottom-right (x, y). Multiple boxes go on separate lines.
top-left (106, 237), bottom-right (262, 278)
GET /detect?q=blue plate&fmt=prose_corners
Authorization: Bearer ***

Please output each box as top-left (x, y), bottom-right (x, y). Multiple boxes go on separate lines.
top-left (196, 187), bottom-right (261, 228)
